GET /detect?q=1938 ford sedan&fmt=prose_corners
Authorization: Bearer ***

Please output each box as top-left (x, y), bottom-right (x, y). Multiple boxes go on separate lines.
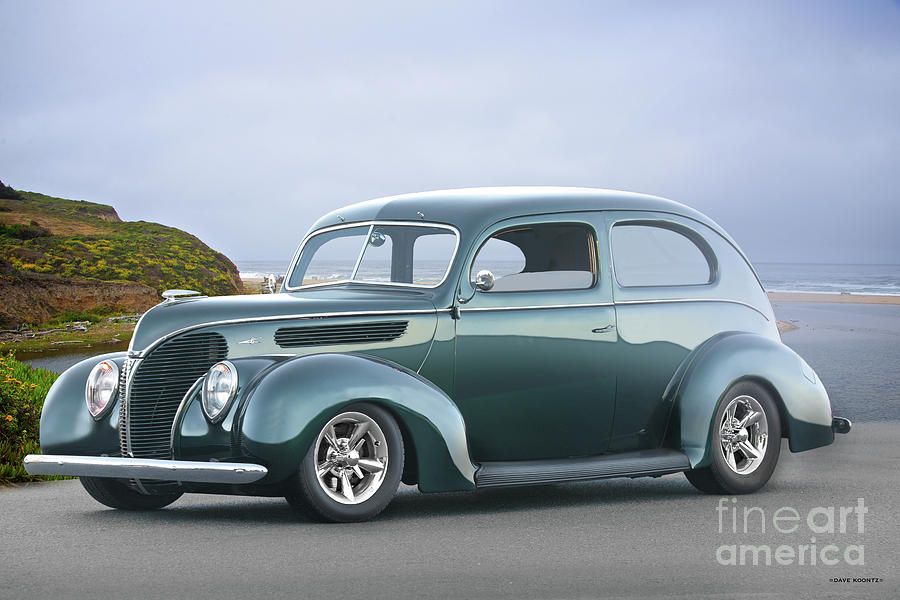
top-left (25, 187), bottom-right (850, 522)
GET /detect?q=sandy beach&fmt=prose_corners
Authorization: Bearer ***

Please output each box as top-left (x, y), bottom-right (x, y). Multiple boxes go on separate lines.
top-left (241, 276), bottom-right (264, 292)
top-left (768, 291), bottom-right (900, 305)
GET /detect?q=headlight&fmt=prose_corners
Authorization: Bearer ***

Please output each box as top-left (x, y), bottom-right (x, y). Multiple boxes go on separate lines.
top-left (201, 361), bottom-right (238, 422)
top-left (85, 360), bottom-right (119, 419)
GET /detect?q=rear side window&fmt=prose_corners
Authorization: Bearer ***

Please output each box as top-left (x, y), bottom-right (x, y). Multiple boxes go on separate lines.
top-left (611, 222), bottom-right (714, 287)
top-left (471, 223), bottom-right (597, 292)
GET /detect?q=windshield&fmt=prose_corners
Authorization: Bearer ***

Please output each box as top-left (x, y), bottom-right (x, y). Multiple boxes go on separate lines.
top-left (286, 222), bottom-right (459, 289)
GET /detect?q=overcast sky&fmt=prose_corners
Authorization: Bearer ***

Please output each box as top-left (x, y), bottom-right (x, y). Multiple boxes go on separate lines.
top-left (1, 1), bottom-right (898, 265)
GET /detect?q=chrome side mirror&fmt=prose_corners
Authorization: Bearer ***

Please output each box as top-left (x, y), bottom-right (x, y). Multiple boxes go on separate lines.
top-left (474, 269), bottom-right (495, 292)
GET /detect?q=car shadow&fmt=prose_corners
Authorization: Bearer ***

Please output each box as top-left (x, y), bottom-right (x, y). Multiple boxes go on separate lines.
top-left (79, 474), bottom-right (712, 527)
top-left (383, 477), bottom-right (702, 520)
top-left (77, 441), bottom-right (809, 526)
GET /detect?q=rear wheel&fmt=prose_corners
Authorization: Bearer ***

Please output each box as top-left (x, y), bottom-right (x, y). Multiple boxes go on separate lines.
top-left (285, 403), bottom-right (404, 522)
top-left (685, 381), bottom-right (781, 495)
top-left (80, 477), bottom-right (182, 510)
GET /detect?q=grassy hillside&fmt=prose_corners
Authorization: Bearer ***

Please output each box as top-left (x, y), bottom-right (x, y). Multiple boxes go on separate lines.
top-left (0, 183), bottom-right (242, 301)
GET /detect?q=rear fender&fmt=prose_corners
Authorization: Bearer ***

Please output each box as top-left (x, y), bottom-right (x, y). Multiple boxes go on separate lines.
top-left (667, 332), bottom-right (833, 468)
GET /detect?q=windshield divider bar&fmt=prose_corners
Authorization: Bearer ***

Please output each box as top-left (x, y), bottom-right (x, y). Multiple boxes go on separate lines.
top-left (350, 224), bottom-right (374, 281)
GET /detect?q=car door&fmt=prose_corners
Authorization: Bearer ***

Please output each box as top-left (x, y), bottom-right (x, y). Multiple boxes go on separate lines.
top-left (605, 211), bottom-right (730, 452)
top-left (453, 213), bottom-right (617, 462)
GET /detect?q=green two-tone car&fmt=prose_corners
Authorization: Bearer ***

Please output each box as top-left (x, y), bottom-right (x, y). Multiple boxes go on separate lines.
top-left (24, 187), bottom-right (850, 522)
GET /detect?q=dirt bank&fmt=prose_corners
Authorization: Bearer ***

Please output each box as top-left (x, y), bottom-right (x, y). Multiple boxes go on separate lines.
top-left (0, 269), bottom-right (158, 328)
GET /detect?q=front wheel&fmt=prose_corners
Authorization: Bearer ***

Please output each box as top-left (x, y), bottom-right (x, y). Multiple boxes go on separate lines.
top-left (685, 381), bottom-right (781, 495)
top-left (80, 477), bottom-right (182, 510)
top-left (285, 403), bottom-right (404, 522)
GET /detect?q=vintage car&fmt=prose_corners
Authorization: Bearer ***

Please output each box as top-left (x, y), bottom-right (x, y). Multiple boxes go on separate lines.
top-left (25, 187), bottom-right (851, 522)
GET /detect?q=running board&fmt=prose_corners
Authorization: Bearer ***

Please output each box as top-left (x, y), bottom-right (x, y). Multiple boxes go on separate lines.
top-left (474, 449), bottom-right (691, 488)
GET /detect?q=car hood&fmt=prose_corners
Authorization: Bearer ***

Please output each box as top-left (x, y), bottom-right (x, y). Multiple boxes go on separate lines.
top-left (129, 288), bottom-right (439, 353)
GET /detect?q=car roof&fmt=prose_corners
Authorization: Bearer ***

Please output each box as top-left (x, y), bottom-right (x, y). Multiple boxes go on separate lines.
top-left (310, 186), bottom-right (729, 239)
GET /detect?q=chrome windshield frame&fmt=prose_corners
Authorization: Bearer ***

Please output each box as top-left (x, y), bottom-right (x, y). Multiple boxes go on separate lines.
top-left (282, 220), bottom-right (461, 292)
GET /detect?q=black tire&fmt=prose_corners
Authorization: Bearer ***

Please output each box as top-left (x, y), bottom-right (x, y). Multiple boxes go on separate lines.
top-left (285, 403), bottom-right (404, 522)
top-left (80, 477), bottom-right (183, 510)
top-left (685, 381), bottom-right (781, 495)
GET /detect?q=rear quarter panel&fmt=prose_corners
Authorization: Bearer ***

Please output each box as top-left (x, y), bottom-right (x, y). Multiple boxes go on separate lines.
top-left (670, 332), bottom-right (834, 467)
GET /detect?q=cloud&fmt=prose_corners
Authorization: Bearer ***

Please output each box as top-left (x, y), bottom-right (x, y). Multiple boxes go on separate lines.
top-left (1, 0), bottom-right (898, 263)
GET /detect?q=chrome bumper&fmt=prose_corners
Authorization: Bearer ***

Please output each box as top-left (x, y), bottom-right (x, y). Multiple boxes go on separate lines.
top-left (23, 454), bottom-right (268, 484)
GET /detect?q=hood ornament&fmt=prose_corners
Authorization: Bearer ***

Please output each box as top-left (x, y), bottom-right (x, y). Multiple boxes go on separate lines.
top-left (238, 337), bottom-right (261, 345)
top-left (161, 289), bottom-right (204, 304)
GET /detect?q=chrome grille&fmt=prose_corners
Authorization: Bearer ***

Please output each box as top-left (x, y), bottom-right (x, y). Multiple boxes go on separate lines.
top-left (120, 332), bottom-right (228, 459)
top-left (117, 358), bottom-right (130, 456)
top-left (274, 321), bottom-right (408, 348)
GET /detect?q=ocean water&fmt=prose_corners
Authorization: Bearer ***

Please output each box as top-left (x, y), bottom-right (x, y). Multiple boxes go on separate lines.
top-left (755, 263), bottom-right (900, 296)
top-left (235, 260), bottom-right (292, 279)
top-left (236, 260), bottom-right (900, 296)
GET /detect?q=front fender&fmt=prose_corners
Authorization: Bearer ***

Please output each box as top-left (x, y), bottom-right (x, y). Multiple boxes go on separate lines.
top-left (669, 332), bottom-right (834, 468)
top-left (236, 353), bottom-right (476, 492)
top-left (39, 352), bottom-right (125, 456)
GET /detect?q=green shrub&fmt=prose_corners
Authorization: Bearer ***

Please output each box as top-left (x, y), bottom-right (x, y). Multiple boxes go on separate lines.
top-left (48, 309), bottom-right (110, 325)
top-left (0, 180), bottom-right (22, 200)
top-left (0, 221), bottom-right (51, 240)
top-left (0, 353), bottom-right (61, 483)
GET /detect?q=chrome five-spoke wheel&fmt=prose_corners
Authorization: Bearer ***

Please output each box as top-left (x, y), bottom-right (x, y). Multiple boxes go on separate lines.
top-left (718, 395), bottom-right (768, 475)
top-left (314, 411), bottom-right (389, 504)
top-left (684, 381), bottom-right (781, 495)
top-left (285, 402), bottom-right (404, 522)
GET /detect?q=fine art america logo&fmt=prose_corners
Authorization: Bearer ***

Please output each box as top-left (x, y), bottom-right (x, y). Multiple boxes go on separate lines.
top-left (715, 497), bottom-right (867, 567)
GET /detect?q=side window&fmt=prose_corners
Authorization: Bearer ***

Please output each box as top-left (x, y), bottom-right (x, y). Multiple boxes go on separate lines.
top-left (611, 222), bottom-right (714, 287)
top-left (470, 223), bottom-right (597, 292)
top-left (471, 238), bottom-right (526, 280)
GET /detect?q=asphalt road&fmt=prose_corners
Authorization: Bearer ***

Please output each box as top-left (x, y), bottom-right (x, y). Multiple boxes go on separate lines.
top-left (2, 422), bottom-right (897, 600)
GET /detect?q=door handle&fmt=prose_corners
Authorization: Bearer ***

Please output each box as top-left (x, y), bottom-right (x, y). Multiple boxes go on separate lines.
top-left (592, 324), bottom-right (616, 334)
